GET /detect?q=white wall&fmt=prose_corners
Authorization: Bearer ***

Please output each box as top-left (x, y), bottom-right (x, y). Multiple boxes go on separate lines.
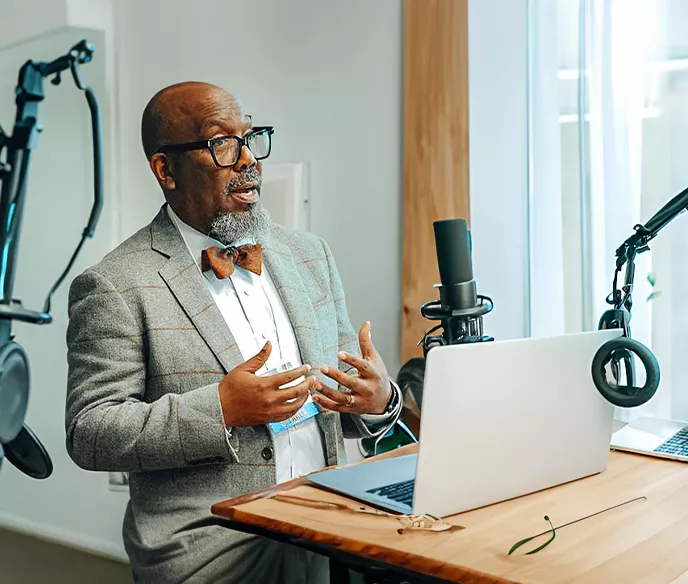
top-left (0, 1), bottom-right (69, 49)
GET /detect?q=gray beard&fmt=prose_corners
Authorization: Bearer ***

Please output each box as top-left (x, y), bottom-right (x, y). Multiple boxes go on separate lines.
top-left (209, 203), bottom-right (271, 245)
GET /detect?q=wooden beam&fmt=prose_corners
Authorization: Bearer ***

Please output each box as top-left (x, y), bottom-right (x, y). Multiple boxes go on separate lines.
top-left (401, 0), bottom-right (471, 363)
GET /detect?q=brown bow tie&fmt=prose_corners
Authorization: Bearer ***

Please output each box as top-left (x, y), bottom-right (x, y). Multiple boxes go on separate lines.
top-left (201, 244), bottom-right (262, 278)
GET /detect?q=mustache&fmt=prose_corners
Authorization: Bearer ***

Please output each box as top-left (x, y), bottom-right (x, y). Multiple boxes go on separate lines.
top-left (224, 167), bottom-right (262, 192)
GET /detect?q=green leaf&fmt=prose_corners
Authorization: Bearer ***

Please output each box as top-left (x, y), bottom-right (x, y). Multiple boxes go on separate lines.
top-left (508, 535), bottom-right (537, 555)
top-left (647, 290), bottom-right (663, 302)
top-left (508, 516), bottom-right (556, 556)
top-left (647, 272), bottom-right (657, 287)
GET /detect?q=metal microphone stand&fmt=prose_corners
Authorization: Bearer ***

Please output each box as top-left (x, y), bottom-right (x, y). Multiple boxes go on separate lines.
top-left (419, 294), bottom-right (494, 355)
top-left (0, 39), bottom-right (103, 478)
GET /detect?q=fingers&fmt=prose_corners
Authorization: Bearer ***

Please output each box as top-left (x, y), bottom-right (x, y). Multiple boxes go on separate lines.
top-left (267, 364), bottom-right (312, 388)
top-left (242, 341), bottom-right (272, 373)
top-left (313, 382), bottom-right (350, 406)
top-left (272, 385), bottom-right (312, 421)
top-left (358, 321), bottom-right (376, 361)
top-left (312, 382), bottom-right (359, 413)
top-left (312, 393), bottom-right (346, 412)
top-left (276, 377), bottom-right (314, 403)
top-left (320, 364), bottom-right (362, 391)
top-left (289, 388), bottom-right (310, 411)
top-left (337, 351), bottom-right (371, 376)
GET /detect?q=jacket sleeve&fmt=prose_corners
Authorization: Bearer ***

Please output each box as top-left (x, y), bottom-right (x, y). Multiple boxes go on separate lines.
top-left (65, 269), bottom-right (237, 472)
top-left (319, 239), bottom-right (402, 440)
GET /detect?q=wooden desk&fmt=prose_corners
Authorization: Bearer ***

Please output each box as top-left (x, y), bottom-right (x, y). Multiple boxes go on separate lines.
top-left (212, 445), bottom-right (688, 583)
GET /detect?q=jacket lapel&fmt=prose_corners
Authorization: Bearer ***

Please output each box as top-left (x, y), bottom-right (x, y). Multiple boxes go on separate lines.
top-left (260, 231), bottom-right (324, 370)
top-left (261, 231), bottom-right (339, 463)
top-left (151, 207), bottom-right (244, 373)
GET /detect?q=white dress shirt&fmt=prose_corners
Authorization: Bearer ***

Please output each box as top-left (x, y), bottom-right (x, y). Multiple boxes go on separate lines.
top-left (167, 206), bottom-right (326, 483)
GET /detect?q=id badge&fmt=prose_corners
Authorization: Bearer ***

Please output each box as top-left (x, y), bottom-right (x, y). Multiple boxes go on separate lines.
top-left (263, 362), bottom-right (319, 435)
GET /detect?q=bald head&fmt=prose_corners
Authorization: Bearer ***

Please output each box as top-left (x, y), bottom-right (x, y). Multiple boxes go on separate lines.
top-left (140, 81), bottom-right (246, 159)
top-left (142, 81), bottom-right (267, 239)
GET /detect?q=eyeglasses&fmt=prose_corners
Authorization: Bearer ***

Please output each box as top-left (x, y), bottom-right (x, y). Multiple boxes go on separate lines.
top-left (156, 126), bottom-right (274, 168)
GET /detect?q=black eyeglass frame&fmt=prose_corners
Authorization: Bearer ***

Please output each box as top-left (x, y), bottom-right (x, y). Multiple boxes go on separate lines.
top-left (155, 126), bottom-right (274, 168)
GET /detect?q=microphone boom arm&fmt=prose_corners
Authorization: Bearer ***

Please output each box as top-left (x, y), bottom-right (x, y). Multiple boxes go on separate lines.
top-left (607, 185), bottom-right (688, 320)
top-left (0, 39), bottom-right (102, 324)
top-left (593, 185), bottom-right (688, 408)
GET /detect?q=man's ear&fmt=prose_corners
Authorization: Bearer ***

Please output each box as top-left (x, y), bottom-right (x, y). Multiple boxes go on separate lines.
top-left (149, 153), bottom-right (176, 191)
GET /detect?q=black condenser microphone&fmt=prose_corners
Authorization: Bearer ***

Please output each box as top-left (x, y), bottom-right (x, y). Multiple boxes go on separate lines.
top-left (420, 218), bottom-right (494, 354)
top-left (434, 218), bottom-right (477, 312)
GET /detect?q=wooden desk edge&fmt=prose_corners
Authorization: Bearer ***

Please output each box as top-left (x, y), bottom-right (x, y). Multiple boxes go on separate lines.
top-left (212, 502), bottom-right (517, 584)
top-left (215, 444), bottom-right (418, 510)
top-left (211, 444), bottom-right (519, 584)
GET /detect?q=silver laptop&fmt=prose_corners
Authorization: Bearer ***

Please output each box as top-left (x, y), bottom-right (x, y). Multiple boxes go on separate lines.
top-left (307, 329), bottom-right (622, 518)
top-left (611, 416), bottom-right (688, 461)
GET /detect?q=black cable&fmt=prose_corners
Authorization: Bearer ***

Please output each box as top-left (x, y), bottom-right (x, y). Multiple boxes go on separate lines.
top-left (42, 85), bottom-right (102, 315)
top-left (42, 235), bottom-right (88, 315)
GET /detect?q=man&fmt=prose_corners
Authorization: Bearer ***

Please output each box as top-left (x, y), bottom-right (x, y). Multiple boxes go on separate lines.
top-left (64, 81), bottom-right (402, 583)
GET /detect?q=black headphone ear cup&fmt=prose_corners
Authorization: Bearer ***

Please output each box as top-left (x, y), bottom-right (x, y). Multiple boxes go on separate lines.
top-left (591, 337), bottom-right (659, 408)
top-left (0, 341), bottom-right (29, 444)
top-left (4, 423), bottom-right (52, 479)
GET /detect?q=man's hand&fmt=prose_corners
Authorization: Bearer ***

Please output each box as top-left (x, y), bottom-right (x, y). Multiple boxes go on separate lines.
top-left (314, 321), bottom-right (392, 414)
top-left (218, 341), bottom-right (315, 427)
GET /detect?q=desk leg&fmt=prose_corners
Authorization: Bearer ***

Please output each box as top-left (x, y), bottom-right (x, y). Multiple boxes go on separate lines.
top-left (330, 558), bottom-right (350, 584)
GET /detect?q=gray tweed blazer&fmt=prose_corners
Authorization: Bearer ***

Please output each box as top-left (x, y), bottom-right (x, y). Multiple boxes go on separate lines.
top-left (64, 205), bottom-right (400, 583)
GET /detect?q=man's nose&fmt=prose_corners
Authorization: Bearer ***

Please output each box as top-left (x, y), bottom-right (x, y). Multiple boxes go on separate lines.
top-left (234, 144), bottom-right (257, 172)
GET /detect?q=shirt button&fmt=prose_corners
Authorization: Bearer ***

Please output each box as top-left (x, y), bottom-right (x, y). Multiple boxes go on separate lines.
top-left (261, 447), bottom-right (274, 461)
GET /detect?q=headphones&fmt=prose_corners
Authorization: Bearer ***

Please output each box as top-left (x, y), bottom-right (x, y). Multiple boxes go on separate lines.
top-left (592, 309), bottom-right (660, 408)
top-left (590, 220), bottom-right (664, 409)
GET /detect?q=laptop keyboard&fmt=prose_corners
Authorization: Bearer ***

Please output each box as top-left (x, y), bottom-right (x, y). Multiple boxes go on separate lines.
top-left (366, 479), bottom-right (415, 507)
top-left (654, 426), bottom-right (688, 457)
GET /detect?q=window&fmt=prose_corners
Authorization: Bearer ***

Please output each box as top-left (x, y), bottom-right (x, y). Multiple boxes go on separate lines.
top-left (533, 0), bottom-right (688, 419)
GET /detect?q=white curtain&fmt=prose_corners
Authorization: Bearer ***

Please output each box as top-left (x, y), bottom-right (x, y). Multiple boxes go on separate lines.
top-left (585, 0), bottom-right (664, 421)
